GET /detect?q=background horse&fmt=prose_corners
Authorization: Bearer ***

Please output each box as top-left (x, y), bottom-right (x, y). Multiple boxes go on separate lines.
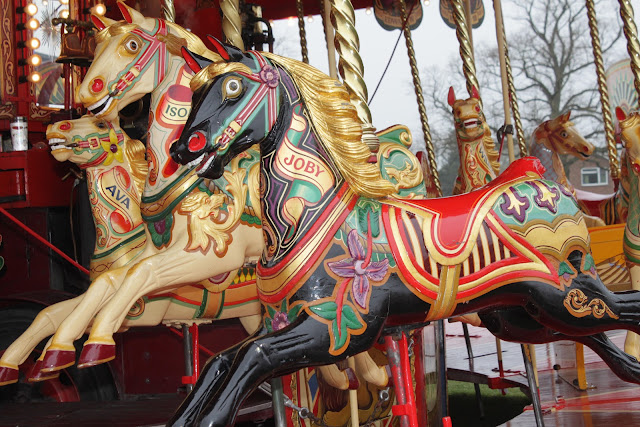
top-left (168, 44), bottom-right (640, 427)
top-left (529, 112), bottom-right (626, 226)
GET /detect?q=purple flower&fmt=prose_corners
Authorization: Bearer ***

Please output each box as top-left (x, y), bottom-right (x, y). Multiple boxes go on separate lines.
top-left (327, 230), bottom-right (389, 309)
top-left (272, 311), bottom-right (290, 331)
top-left (259, 65), bottom-right (280, 88)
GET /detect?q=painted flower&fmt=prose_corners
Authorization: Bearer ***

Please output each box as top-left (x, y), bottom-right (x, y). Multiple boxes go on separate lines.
top-left (271, 311), bottom-right (290, 331)
top-left (327, 230), bottom-right (389, 309)
top-left (265, 299), bottom-right (302, 333)
top-left (148, 213), bottom-right (174, 248)
top-left (259, 65), bottom-right (280, 89)
top-left (101, 128), bottom-right (124, 166)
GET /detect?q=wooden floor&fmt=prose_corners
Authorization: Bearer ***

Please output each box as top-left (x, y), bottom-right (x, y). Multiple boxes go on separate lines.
top-left (445, 322), bottom-right (640, 426)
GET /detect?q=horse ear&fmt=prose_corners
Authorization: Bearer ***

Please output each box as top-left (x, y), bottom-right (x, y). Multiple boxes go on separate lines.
top-left (471, 86), bottom-right (480, 100)
top-left (205, 35), bottom-right (230, 61)
top-left (117, 1), bottom-right (144, 24)
top-left (448, 86), bottom-right (456, 107)
top-left (91, 14), bottom-right (116, 31)
top-left (206, 35), bottom-right (245, 62)
top-left (616, 107), bottom-right (627, 122)
top-left (181, 47), bottom-right (212, 73)
top-left (562, 110), bottom-right (571, 121)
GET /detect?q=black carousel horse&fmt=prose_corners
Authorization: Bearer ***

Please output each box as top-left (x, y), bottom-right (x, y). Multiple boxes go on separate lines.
top-left (167, 42), bottom-right (640, 426)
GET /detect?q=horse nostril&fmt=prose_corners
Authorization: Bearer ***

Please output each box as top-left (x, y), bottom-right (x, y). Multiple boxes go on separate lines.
top-left (90, 78), bottom-right (105, 94)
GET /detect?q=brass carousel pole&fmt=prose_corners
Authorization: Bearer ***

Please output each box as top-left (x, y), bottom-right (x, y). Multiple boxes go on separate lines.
top-left (398, 0), bottom-right (441, 196)
top-left (220, 0), bottom-right (245, 50)
top-left (449, 0), bottom-right (481, 100)
top-left (493, 0), bottom-right (515, 162)
top-left (320, 0), bottom-right (339, 78)
top-left (618, 0), bottom-right (640, 97)
top-left (296, 0), bottom-right (310, 64)
top-left (501, 27), bottom-right (527, 157)
top-left (587, 0), bottom-right (619, 180)
top-left (162, 0), bottom-right (175, 23)
top-left (328, 0), bottom-right (379, 155)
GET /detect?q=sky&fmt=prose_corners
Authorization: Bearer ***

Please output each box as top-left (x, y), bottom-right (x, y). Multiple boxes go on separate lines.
top-left (270, 0), bottom-right (640, 155)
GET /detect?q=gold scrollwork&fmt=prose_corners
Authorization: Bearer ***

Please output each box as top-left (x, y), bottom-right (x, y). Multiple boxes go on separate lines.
top-left (563, 288), bottom-right (618, 319)
top-left (127, 297), bottom-right (145, 317)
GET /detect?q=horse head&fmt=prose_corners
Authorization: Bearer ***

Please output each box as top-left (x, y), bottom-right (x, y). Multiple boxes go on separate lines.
top-left (618, 107), bottom-right (640, 176)
top-left (77, 1), bottom-right (211, 122)
top-left (47, 115), bottom-right (128, 168)
top-left (171, 41), bottom-right (281, 179)
top-left (533, 111), bottom-right (594, 160)
top-left (448, 86), bottom-right (486, 141)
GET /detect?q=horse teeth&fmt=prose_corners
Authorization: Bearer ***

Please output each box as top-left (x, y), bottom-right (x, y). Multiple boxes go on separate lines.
top-left (197, 155), bottom-right (216, 176)
top-left (188, 153), bottom-right (205, 168)
top-left (51, 145), bottom-right (69, 151)
top-left (48, 138), bottom-right (66, 145)
top-left (89, 96), bottom-right (112, 116)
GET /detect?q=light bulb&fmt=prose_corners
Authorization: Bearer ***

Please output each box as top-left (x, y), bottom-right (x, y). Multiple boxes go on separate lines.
top-left (365, 7), bottom-right (372, 15)
top-left (92, 3), bottom-right (107, 16)
top-left (307, 16), bottom-right (313, 23)
top-left (60, 9), bottom-right (69, 19)
top-left (28, 71), bottom-right (41, 83)
top-left (26, 18), bottom-right (40, 30)
top-left (27, 37), bottom-right (40, 49)
top-left (60, 0), bottom-right (69, 4)
top-left (28, 54), bottom-right (41, 66)
top-left (25, 3), bottom-right (38, 16)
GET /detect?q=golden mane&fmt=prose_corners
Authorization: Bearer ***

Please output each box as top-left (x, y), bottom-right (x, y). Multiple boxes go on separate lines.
top-left (123, 138), bottom-right (147, 198)
top-left (482, 123), bottom-right (501, 175)
top-left (262, 53), bottom-right (395, 199)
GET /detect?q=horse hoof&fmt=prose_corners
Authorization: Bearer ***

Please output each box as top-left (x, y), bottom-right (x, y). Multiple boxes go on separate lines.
top-left (41, 349), bottom-right (76, 372)
top-left (0, 365), bottom-right (19, 386)
top-left (77, 343), bottom-right (115, 368)
top-left (345, 367), bottom-right (360, 390)
top-left (27, 360), bottom-right (60, 382)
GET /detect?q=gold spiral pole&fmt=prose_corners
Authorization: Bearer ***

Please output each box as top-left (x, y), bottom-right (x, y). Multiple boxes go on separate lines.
top-left (450, 0), bottom-right (480, 101)
top-left (162, 0), bottom-right (175, 23)
top-left (587, 0), bottom-right (619, 179)
top-left (493, 0), bottom-right (515, 162)
top-left (502, 32), bottom-right (527, 157)
top-left (329, 0), bottom-right (379, 154)
top-left (618, 0), bottom-right (640, 100)
top-left (220, 0), bottom-right (244, 50)
top-left (296, 0), bottom-right (309, 63)
top-left (399, 0), bottom-right (441, 196)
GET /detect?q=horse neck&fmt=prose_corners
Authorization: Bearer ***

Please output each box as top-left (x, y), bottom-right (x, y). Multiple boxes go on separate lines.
top-left (455, 129), bottom-right (496, 193)
top-left (83, 151), bottom-right (146, 272)
top-left (529, 133), bottom-right (570, 187)
top-left (144, 55), bottom-right (195, 199)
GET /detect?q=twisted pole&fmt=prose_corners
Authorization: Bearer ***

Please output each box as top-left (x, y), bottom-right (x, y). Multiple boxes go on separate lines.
top-left (502, 30), bottom-right (527, 157)
top-left (162, 0), bottom-right (175, 23)
top-left (450, 0), bottom-right (481, 100)
top-left (220, 0), bottom-right (244, 50)
top-left (329, 0), bottom-right (379, 154)
top-left (399, 0), bottom-right (441, 196)
top-left (587, 0), bottom-right (619, 179)
top-left (493, 0), bottom-right (515, 162)
top-left (320, 0), bottom-right (338, 78)
top-left (296, 0), bottom-right (309, 63)
top-left (618, 0), bottom-right (640, 98)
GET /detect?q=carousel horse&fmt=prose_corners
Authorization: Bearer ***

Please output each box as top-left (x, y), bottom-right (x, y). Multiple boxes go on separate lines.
top-left (529, 112), bottom-right (626, 226)
top-left (0, 116), bottom-right (261, 385)
top-left (448, 86), bottom-right (501, 196)
top-left (167, 44), bottom-right (640, 426)
top-left (618, 108), bottom-right (640, 359)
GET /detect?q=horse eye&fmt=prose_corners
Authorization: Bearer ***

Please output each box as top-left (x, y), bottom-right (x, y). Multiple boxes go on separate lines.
top-left (124, 37), bottom-right (140, 53)
top-left (222, 77), bottom-right (243, 100)
top-left (96, 122), bottom-right (107, 129)
top-left (561, 131), bottom-right (568, 138)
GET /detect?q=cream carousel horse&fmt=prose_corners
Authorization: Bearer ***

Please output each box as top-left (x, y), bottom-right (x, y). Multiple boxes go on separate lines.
top-left (618, 108), bottom-right (640, 359)
top-left (448, 86), bottom-right (501, 196)
top-left (0, 116), bottom-right (260, 384)
top-left (529, 111), bottom-right (626, 226)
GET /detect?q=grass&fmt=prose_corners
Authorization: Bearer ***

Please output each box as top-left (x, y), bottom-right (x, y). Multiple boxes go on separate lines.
top-left (448, 380), bottom-right (532, 427)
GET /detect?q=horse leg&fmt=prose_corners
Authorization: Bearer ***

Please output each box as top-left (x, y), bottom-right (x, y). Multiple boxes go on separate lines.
top-left (41, 265), bottom-right (132, 371)
top-left (80, 239), bottom-right (250, 366)
top-left (0, 296), bottom-right (83, 384)
top-left (624, 265), bottom-right (640, 359)
top-left (481, 307), bottom-right (640, 384)
top-left (184, 313), bottom-right (387, 427)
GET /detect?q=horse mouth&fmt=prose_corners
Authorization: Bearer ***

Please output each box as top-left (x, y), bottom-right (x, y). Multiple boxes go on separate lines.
top-left (47, 136), bottom-right (73, 151)
top-left (88, 95), bottom-right (114, 117)
top-left (463, 119), bottom-right (481, 129)
top-left (189, 151), bottom-right (217, 176)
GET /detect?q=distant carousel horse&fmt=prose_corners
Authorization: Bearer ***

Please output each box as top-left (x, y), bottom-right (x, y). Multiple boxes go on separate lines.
top-left (0, 116), bottom-right (260, 385)
top-left (618, 108), bottom-right (640, 359)
top-left (529, 111), bottom-right (627, 226)
top-left (168, 44), bottom-right (640, 427)
top-left (448, 86), bottom-right (500, 195)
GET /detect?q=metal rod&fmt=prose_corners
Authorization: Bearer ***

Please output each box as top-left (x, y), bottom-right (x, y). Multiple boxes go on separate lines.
top-left (435, 320), bottom-right (448, 420)
top-left (182, 324), bottom-right (193, 393)
top-left (450, 0), bottom-right (481, 101)
top-left (398, 0), bottom-right (441, 195)
top-left (296, 0), bottom-right (309, 63)
top-left (521, 344), bottom-right (545, 426)
top-left (270, 377), bottom-right (287, 427)
top-left (220, 0), bottom-right (244, 50)
top-left (493, 0), bottom-right (515, 163)
top-left (320, 0), bottom-right (338, 79)
top-left (618, 0), bottom-right (640, 98)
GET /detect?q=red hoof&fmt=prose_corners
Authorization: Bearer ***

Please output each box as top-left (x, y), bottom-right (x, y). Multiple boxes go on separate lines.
top-left (0, 365), bottom-right (19, 386)
top-left (78, 343), bottom-right (115, 368)
top-left (27, 359), bottom-right (60, 382)
top-left (41, 349), bottom-right (76, 372)
top-left (344, 367), bottom-right (360, 390)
